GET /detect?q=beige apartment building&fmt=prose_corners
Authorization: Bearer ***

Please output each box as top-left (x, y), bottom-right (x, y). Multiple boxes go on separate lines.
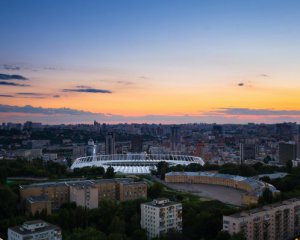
top-left (118, 180), bottom-right (147, 201)
top-left (20, 178), bottom-right (147, 215)
top-left (223, 198), bottom-right (300, 240)
top-left (141, 198), bottom-right (182, 239)
top-left (69, 183), bottom-right (99, 209)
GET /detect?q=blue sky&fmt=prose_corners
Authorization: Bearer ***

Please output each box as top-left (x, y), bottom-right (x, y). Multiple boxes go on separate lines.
top-left (1, 0), bottom-right (300, 124)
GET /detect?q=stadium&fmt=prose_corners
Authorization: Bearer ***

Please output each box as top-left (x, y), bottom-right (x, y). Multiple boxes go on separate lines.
top-left (71, 153), bottom-right (205, 174)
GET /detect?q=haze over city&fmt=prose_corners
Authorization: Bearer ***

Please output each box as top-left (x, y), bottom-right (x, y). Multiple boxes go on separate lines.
top-left (1, 0), bottom-right (300, 124)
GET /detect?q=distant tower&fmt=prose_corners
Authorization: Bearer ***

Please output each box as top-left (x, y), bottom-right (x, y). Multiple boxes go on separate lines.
top-left (86, 139), bottom-right (97, 157)
top-left (240, 143), bottom-right (256, 164)
top-left (279, 142), bottom-right (297, 164)
top-left (105, 133), bottom-right (115, 155)
top-left (171, 126), bottom-right (180, 152)
top-left (131, 135), bottom-right (143, 153)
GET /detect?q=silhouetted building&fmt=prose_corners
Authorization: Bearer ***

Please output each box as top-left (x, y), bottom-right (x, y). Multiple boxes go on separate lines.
top-left (171, 126), bottom-right (180, 152)
top-left (131, 135), bottom-right (143, 153)
top-left (279, 142), bottom-right (297, 164)
top-left (276, 123), bottom-right (293, 140)
top-left (240, 143), bottom-right (256, 164)
top-left (105, 133), bottom-right (115, 155)
top-left (212, 124), bottom-right (223, 136)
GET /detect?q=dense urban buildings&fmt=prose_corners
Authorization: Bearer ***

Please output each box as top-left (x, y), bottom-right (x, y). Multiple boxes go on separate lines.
top-left (223, 198), bottom-right (300, 240)
top-left (141, 198), bottom-right (182, 239)
top-left (8, 220), bottom-right (61, 240)
top-left (20, 179), bottom-right (147, 215)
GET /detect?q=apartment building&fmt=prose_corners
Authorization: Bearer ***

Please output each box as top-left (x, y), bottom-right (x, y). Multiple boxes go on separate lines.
top-left (20, 178), bottom-right (147, 215)
top-left (25, 195), bottom-right (52, 216)
top-left (223, 198), bottom-right (300, 240)
top-left (69, 183), bottom-right (99, 209)
top-left (118, 180), bottom-right (147, 201)
top-left (141, 198), bottom-right (182, 239)
top-left (8, 220), bottom-right (61, 240)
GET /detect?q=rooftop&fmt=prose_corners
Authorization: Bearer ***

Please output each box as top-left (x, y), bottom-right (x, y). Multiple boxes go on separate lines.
top-left (9, 220), bottom-right (61, 236)
top-left (227, 197), bottom-right (300, 219)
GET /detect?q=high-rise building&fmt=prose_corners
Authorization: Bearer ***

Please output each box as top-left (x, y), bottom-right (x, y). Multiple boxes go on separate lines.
top-left (171, 126), bottom-right (180, 152)
top-left (240, 143), bottom-right (257, 164)
top-left (8, 220), bottom-right (61, 240)
top-left (141, 198), bottom-right (182, 239)
top-left (276, 123), bottom-right (293, 140)
top-left (131, 135), bottom-right (143, 153)
top-left (86, 139), bottom-right (97, 157)
top-left (223, 198), bottom-right (300, 240)
top-left (105, 133), bottom-right (115, 155)
top-left (279, 142), bottom-right (297, 164)
top-left (212, 124), bottom-right (223, 136)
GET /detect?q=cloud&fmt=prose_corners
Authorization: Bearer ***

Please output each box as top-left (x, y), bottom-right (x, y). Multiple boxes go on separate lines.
top-left (0, 94), bottom-right (14, 98)
top-left (0, 74), bottom-right (28, 80)
top-left (116, 81), bottom-right (134, 85)
top-left (0, 105), bottom-right (299, 124)
top-left (0, 65), bottom-right (21, 71)
top-left (76, 85), bottom-right (92, 89)
top-left (63, 88), bottom-right (112, 93)
top-left (0, 81), bottom-right (30, 87)
top-left (17, 92), bottom-right (41, 96)
top-left (53, 95), bottom-right (60, 98)
top-left (214, 108), bottom-right (300, 116)
top-left (259, 74), bottom-right (269, 78)
top-left (0, 104), bottom-right (101, 116)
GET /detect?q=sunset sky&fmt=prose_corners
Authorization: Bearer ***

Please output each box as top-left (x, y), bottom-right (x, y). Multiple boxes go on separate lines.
top-left (1, 0), bottom-right (300, 124)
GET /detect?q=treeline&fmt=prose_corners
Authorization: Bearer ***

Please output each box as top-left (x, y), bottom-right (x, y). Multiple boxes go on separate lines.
top-left (0, 159), bottom-right (117, 184)
top-left (154, 161), bottom-right (287, 179)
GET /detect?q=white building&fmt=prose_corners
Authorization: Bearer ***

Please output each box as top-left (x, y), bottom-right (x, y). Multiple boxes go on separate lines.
top-left (8, 220), bottom-right (61, 240)
top-left (141, 198), bottom-right (182, 239)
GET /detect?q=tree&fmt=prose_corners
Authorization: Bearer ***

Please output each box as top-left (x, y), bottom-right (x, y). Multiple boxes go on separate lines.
top-left (230, 232), bottom-right (246, 240)
top-left (286, 160), bottom-right (293, 173)
top-left (109, 216), bottom-right (126, 234)
top-left (65, 227), bottom-right (107, 240)
top-left (215, 231), bottom-right (231, 240)
top-left (0, 167), bottom-right (7, 184)
top-left (258, 188), bottom-right (274, 204)
top-left (105, 167), bottom-right (115, 179)
top-left (107, 233), bottom-right (126, 240)
top-left (156, 161), bottom-right (169, 179)
top-left (148, 183), bottom-right (163, 199)
top-left (131, 229), bottom-right (147, 240)
top-left (0, 186), bottom-right (18, 220)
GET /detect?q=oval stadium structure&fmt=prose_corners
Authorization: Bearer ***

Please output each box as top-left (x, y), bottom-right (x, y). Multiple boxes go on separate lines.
top-left (71, 153), bottom-right (204, 174)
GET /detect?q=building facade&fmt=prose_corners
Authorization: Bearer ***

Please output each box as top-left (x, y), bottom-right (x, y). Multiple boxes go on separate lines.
top-left (20, 178), bottom-right (147, 215)
top-left (223, 198), bottom-right (300, 240)
top-left (8, 220), bottom-right (61, 240)
top-left (141, 198), bottom-right (182, 239)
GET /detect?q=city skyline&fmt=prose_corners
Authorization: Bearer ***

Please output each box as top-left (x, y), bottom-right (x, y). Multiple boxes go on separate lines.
top-left (1, 0), bottom-right (300, 124)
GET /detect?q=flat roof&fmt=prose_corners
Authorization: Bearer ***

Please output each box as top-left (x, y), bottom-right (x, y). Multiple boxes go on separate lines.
top-left (227, 197), bottom-right (300, 219)
top-left (9, 221), bottom-right (60, 236)
top-left (20, 178), bottom-right (144, 189)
